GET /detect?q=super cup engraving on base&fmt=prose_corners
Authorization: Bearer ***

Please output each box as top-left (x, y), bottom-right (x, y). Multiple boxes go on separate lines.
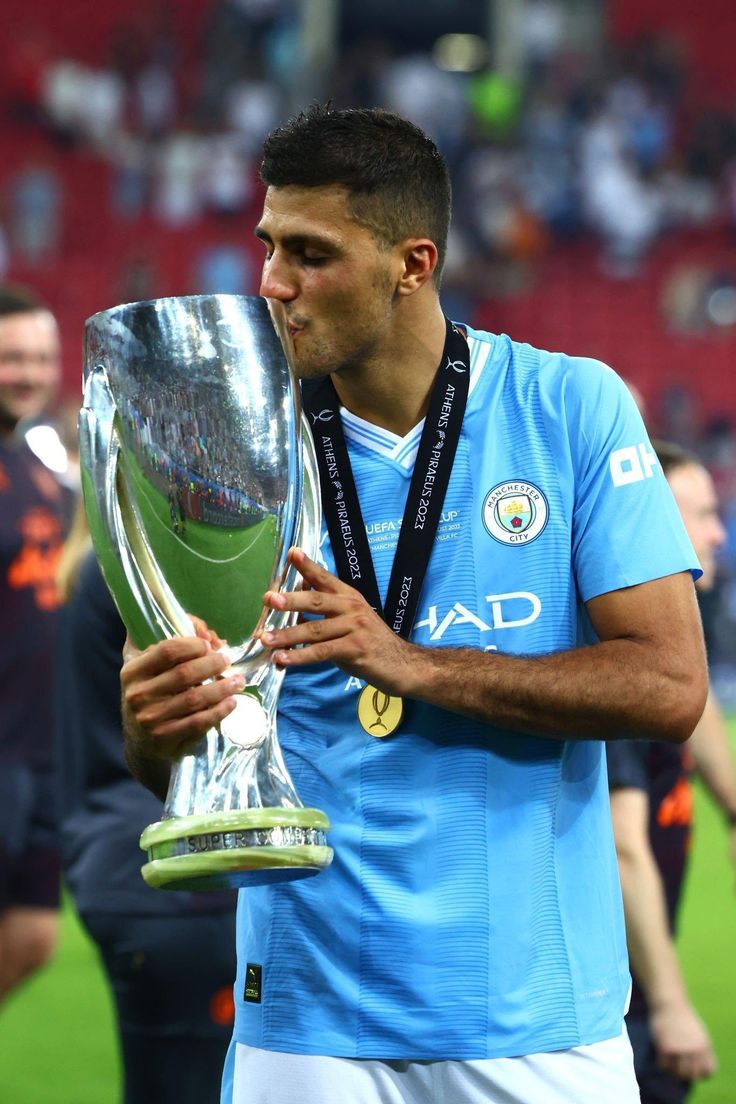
top-left (79, 294), bottom-right (332, 890)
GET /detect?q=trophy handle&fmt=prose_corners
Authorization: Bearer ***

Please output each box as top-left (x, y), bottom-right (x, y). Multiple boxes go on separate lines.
top-left (79, 364), bottom-right (195, 649)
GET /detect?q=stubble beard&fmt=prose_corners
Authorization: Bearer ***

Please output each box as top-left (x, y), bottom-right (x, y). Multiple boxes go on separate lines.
top-left (293, 269), bottom-right (395, 382)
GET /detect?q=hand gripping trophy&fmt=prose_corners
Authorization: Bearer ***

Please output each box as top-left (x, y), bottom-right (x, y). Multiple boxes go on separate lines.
top-left (79, 295), bottom-right (333, 890)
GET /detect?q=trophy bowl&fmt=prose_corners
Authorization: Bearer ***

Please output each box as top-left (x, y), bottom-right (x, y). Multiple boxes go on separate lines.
top-left (79, 294), bottom-right (333, 890)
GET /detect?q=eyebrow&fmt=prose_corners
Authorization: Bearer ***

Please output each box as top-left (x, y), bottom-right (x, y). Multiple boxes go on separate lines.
top-left (254, 226), bottom-right (339, 252)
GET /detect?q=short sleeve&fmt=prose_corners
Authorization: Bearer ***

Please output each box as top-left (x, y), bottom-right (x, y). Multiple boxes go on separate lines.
top-left (606, 740), bottom-right (649, 793)
top-left (563, 359), bottom-right (701, 601)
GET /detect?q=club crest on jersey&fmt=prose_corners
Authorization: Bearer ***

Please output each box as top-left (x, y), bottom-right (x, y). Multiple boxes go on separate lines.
top-left (482, 481), bottom-right (549, 545)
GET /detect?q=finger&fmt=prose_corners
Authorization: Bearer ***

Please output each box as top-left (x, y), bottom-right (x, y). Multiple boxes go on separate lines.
top-left (143, 695), bottom-right (240, 757)
top-left (663, 1050), bottom-right (709, 1083)
top-left (123, 650), bottom-right (230, 714)
top-left (190, 615), bottom-right (227, 650)
top-left (262, 614), bottom-right (355, 651)
top-left (137, 674), bottom-right (246, 726)
top-left (190, 615), bottom-right (211, 638)
top-left (677, 1054), bottom-right (704, 1082)
top-left (692, 1050), bottom-right (716, 1080)
top-left (123, 633), bottom-right (142, 664)
top-left (659, 1052), bottom-right (687, 1079)
top-left (121, 637), bottom-right (212, 685)
top-left (263, 588), bottom-right (353, 617)
top-left (272, 640), bottom-right (344, 669)
top-left (287, 547), bottom-right (345, 592)
top-left (673, 1055), bottom-right (694, 1081)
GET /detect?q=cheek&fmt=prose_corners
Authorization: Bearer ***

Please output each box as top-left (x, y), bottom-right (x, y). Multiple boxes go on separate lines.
top-left (38, 364), bottom-right (59, 388)
top-left (0, 361), bottom-right (57, 387)
top-left (0, 366), bottom-right (23, 386)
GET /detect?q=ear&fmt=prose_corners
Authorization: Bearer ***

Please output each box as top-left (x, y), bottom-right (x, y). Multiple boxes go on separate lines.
top-left (395, 239), bottom-right (438, 296)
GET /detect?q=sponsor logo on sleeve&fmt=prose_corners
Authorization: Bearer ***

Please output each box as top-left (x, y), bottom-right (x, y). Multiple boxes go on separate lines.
top-left (482, 481), bottom-right (549, 545)
top-left (609, 442), bottom-right (658, 487)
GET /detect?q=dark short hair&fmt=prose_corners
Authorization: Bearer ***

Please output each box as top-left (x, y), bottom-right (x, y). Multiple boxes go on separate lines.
top-left (260, 105), bottom-right (452, 282)
top-left (652, 438), bottom-right (701, 477)
top-left (0, 284), bottom-right (49, 320)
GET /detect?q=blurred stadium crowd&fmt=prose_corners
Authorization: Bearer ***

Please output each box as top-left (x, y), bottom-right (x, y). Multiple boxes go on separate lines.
top-left (3, 0), bottom-right (736, 680)
top-left (1, 5), bottom-right (736, 1102)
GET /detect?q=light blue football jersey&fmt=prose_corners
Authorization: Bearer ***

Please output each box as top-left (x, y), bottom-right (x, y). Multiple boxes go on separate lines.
top-left (231, 326), bottom-right (700, 1059)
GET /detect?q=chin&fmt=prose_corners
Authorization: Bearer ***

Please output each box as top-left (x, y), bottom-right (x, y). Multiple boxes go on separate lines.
top-left (293, 360), bottom-right (334, 382)
top-left (695, 568), bottom-right (714, 593)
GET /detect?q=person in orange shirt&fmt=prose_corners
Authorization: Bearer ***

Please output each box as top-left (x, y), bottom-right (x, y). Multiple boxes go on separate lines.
top-left (0, 284), bottom-right (69, 1001)
top-left (608, 439), bottom-right (736, 1104)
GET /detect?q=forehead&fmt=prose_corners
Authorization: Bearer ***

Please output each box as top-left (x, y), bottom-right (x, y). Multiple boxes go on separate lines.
top-left (258, 184), bottom-right (372, 246)
top-left (0, 310), bottom-right (59, 350)
top-left (668, 463), bottom-right (715, 507)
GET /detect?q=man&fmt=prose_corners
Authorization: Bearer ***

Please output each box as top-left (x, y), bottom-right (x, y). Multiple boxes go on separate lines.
top-left (120, 106), bottom-right (708, 1104)
top-left (608, 440), bottom-right (736, 1103)
top-left (56, 545), bottom-right (237, 1104)
top-left (0, 284), bottom-right (67, 1000)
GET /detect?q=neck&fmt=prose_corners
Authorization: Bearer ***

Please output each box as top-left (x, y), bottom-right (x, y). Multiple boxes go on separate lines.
top-left (331, 300), bottom-right (448, 437)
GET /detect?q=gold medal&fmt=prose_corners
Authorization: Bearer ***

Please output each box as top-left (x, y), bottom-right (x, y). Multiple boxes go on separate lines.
top-left (357, 685), bottom-right (404, 738)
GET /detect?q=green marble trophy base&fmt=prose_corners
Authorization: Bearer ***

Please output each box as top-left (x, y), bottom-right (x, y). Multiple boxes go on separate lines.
top-left (140, 807), bottom-right (333, 891)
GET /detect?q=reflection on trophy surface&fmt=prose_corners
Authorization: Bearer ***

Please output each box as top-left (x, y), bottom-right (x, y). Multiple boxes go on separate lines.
top-left (79, 294), bottom-right (333, 890)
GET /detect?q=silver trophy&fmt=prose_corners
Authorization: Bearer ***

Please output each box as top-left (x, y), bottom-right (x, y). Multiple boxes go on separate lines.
top-left (79, 294), bottom-right (333, 891)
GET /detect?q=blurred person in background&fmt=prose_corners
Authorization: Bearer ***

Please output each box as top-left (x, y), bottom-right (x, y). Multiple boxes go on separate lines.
top-left (8, 160), bottom-right (62, 268)
top-left (55, 515), bottom-right (237, 1104)
top-left (0, 284), bottom-right (69, 1002)
top-left (608, 439), bottom-right (736, 1104)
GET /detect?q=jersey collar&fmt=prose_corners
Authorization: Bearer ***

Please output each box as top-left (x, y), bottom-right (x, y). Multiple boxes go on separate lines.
top-left (339, 329), bottom-right (493, 471)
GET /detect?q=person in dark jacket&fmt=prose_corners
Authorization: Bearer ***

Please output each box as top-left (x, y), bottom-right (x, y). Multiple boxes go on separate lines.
top-left (608, 439), bottom-right (736, 1104)
top-left (56, 547), bottom-right (237, 1104)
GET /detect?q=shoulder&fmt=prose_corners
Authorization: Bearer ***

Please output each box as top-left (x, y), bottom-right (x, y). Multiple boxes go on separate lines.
top-left (462, 328), bottom-right (642, 463)
top-left (464, 324), bottom-right (623, 405)
top-left (534, 347), bottom-right (627, 412)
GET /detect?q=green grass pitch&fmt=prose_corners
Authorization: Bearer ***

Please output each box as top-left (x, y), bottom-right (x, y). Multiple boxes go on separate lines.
top-left (121, 448), bottom-right (280, 646)
top-left (0, 737), bottom-right (734, 1101)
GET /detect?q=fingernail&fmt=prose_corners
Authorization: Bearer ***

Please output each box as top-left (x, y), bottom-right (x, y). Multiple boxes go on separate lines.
top-left (230, 675), bottom-right (246, 690)
top-left (262, 631), bottom-right (274, 644)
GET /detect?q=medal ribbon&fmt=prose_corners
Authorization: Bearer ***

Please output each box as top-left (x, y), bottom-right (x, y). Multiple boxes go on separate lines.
top-left (301, 318), bottom-right (470, 641)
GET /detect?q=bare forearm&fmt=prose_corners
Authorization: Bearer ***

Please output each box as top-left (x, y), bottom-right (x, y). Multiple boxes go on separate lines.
top-left (689, 692), bottom-right (736, 816)
top-left (264, 560), bottom-right (706, 742)
top-left (617, 845), bottom-right (688, 1009)
top-left (610, 787), bottom-right (715, 1078)
top-left (402, 637), bottom-right (702, 744)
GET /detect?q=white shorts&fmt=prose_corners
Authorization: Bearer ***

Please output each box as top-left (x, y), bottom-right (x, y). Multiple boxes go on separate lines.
top-left (221, 1026), bottom-right (640, 1104)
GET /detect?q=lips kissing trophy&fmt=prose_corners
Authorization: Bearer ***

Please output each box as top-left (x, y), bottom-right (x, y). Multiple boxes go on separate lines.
top-left (79, 294), bottom-right (333, 890)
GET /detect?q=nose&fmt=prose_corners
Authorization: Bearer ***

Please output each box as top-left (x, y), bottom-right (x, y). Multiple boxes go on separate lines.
top-left (712, 514), bottom-right (727, 550)
top-left (259, 254), bottom-right (297, 303)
